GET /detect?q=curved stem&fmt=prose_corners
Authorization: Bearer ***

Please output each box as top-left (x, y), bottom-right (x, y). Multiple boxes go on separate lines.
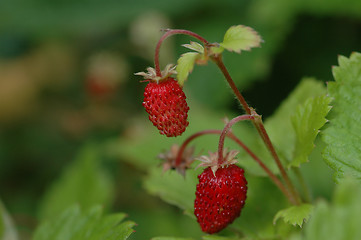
top-left (175, 129), bottom-right (219, 166)
top-left (217, 115), bottom-right (254, 164)
top-left (211, 55), bottom-right (301, 205)
top-left (154, 29), bottom-right (210, 77)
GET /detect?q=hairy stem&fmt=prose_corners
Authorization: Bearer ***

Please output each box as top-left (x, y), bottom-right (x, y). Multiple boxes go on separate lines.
top-left (211, 55), bottom-right (301, 205)
top-left (211, 55), bottom-right (251, 115)
top-left (252, 114), bottom-right (301, 204)
top-left (217, 115), bottom-right (254, 164)
top-left (154, 29), bottom-right (209, 77)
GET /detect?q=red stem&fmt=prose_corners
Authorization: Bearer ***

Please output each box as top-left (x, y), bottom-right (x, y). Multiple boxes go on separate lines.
top-left (154, 29), bottom-right (210, 77)
top-left (211, 55), bottom-right (251, 115)
top-left (253, 116), bottom-right (301, 204)
top-left (212, 55), bottom-right (300, 205)
top-left (217, 115), bottom-right (254, 165)
top-left (227, 131), bottom-right (294, 203)
top-left (175, 129), bottom-right (220, 166)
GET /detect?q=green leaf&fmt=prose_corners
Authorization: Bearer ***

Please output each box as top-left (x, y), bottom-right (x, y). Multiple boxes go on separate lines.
top-left (0, 200), bottom-right (18, 240)
top-left (266, 78), bottom-right (326, 163)
top-left (144, 167), bottom-right (201, 216)
top-left (33, 205), bottom-right (135, 240)
top-left (220, 25), bottom-right (262, 53)
top-left (322, 52), bottom-right (361, 182)
top-left (290, 95), bottom-right (332, 167)
top-left (240, 78), bottom-right (327, 175)
top-left (230, 176), bottom-right (289, 239)
top-left (182, 41), bottom-right (204, 53)
top-left (38, 144), bottom-right (114, 220)
top-left (176, 52), bottom-right (201, 86)
top-left (301, 178), bottom-right (361, 240)
top-left (273, 204), bottom-right (314, 227)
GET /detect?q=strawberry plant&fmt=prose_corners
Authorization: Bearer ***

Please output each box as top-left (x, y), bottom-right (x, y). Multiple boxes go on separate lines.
top-left (1, 5), bottom-right (361, 238)
top-left (132, 25), bottom-right (361, 239)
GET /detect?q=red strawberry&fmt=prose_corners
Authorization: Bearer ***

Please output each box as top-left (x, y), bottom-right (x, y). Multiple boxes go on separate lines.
top-left (194, 164), bottom-right (247, 234)
top-left (143, 77), bottom-right (189, 137)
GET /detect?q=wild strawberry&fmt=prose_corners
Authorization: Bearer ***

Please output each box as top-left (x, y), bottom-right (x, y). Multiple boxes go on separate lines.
top-left (194, 151), bottom-right (247, 234)
top-left (136, 65), bottom-right (189, 137)
top-left (142, 77), bottom-right (189, 137)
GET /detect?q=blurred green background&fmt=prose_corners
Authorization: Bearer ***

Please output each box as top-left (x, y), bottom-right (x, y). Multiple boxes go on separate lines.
top-left (0, 0), bottom-right (361, 239)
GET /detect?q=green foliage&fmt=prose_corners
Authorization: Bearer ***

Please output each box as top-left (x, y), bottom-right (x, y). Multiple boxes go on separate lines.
top-left (144, 167), bottom-right (200, 217)
top-left (290, 95), bottom-right (332, 167)
top-left (2, 0), bottom-right (361, 238)
top-left (219, 25), bottom-right (262, 54)
top-left (33, 205), bottom-right (135, 240)
top-left (177, 52), bottom-right (201, 86)
top-left (0, 200), bottom-right (18, 240)
top-left (231, 176), bottom-right (289, 239)
top-left (273, 204), bottom-right (314, 227)
top-left (38, 144), bottom-right (114, 220)
top-left (299, 179), bottom-right (361, 240)
top-left (322, 52), bottom-right (361, 182)
top-left (240, 78), bottom-right (328, 175)
top-left (265, 78), bottom-right (326, 164)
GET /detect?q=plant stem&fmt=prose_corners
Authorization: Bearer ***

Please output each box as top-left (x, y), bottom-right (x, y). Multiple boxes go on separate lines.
top-left (217, 115), bottom-right (254, 164)
top-left (228, 131), bottom-right (296, 205)
top-left (175, 128), bottom-right (294, 204)
top-left (252, 114), bottom-right (301, 204)
top-left (217, 115), bottom-right (297, 205)
top-left (154, 29), bottom-right (209, 77)
top-left (293, 167), bottom-right (312, 203)
top-left (211, 55), bottom-right (301, 205)
top-left (153, 29), bottom-right (301, 205)
top-left (175, 129), bottom-right (219, 166)
top-left (211, 55), bottom-right (251, 115)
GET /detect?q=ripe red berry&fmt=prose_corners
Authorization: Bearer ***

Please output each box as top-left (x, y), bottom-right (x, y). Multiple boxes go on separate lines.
top-left (194, 164), bottom-right (247, 234)
top-left (143, 77), bottom-right (189, 137)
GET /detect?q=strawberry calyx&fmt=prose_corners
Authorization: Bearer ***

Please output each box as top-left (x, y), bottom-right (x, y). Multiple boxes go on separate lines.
top-left (158, 144), bottom-right (195, 176)
top-left (197, 149), bottom-right (239, 176)
top-left (135, 64), bottom-right (177, 84)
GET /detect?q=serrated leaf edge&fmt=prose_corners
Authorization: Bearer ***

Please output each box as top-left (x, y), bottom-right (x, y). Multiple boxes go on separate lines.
top-left (220, 25), bottom-right (263, 54)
